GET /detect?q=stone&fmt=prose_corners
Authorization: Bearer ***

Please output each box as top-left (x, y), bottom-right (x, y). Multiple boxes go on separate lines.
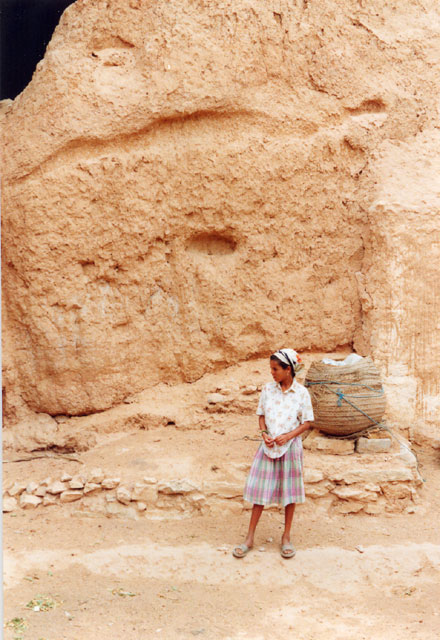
top-left (331, 486), bottom-right (377, 502)
top-left (356, 437), bottom-right (392, 453)
top-left (241, 385), bottom-right (258, 395)
top-left (20, 494), bottom-right (43, 509)
top-left (305, 433), bottom-right (355, 455)
top-left (43, 495), bottom-right (58, 506)
top-left (329, 467), bottom-right (414, 485)
top-left (305, 483), bottom-right (332, 499)
top-left (26, 481), bottom-right (39, 494)
top-left (116, 486), bottom-right (132, 505)
top-left (40, 477), bottom-right (53, 487)
top-left (7, 481), bottom-right (27, 497)
top-left (3, 496), bottom-right (18, 512)
top-left (87, 468), bottom-right (104, 484)
top-left (69, 475), bottom-right (87, 490)
top-left (304, 469), bottom-right (325, 484)
top-left (381, 483), bottom-right (413, 500)
top-left (101, 477), bottom-right (121, 490)
top-left (157, 480), bottom-right (197, 495)
top-left (83, 483), bottom-right (101, 495)
top-left (60, 490), bottom-right (83, 503)
top-left (143, 477), bottom-right (158, 485)
top-left (335, 501), bottom-right (364, 515)
top-left (61, 472), bottom-right (73, 482)
top-left (131, 482), bottom-right (156, 503)
top-left (202, 481), bottom-right (241, 499)
top-left (35, 486), bottom-right (47, 497)
top-left (46, 481), bottom-right (67, 495)
top-left (136, 501), bottom-right (147, 512)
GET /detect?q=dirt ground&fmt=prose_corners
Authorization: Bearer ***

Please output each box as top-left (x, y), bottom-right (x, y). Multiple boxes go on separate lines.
top-left (3, 443), bottom-right (440, 640)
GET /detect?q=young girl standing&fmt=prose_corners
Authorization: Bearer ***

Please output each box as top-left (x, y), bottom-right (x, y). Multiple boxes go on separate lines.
top-left (233, 349), bottom-right (314, 559)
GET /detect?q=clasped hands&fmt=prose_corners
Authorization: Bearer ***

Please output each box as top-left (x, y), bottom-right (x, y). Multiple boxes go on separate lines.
top-left (262, 431), bottom-right (292, 447)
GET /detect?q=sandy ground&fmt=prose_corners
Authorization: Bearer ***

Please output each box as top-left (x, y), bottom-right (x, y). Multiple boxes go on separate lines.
top-left (3, 358), bottom-right (440, 639)
top-left (3, 445), bottom-right (440, 640)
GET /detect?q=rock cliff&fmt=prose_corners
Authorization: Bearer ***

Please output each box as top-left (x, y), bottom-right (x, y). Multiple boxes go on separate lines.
top-left (2, 0), bottom-right (440, 434)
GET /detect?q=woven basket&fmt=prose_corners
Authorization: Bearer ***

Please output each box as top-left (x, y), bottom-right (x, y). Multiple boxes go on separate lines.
top-left (304, 356), bottom-right (386, 436)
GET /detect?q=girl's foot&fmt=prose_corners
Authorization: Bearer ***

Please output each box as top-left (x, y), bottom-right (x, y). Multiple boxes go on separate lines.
top-left (280, 536), bottom-right (296, 558)
top-left (232, 537), bottom-right (254, 558)
top-left (232, 543), bottom-right (252, 558)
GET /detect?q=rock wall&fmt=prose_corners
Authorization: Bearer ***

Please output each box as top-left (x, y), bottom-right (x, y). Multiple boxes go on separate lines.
top-left (2, 0), bottom-right (440, 423)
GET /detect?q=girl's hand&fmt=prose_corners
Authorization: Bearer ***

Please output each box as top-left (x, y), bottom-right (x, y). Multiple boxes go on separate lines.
top-left (274, 433), bottom-right (292, 446)
top-left (262, 432), bottom-right (275, 447)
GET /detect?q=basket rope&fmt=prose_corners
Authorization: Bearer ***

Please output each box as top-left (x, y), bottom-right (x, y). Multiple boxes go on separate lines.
top-left (305, 381), bottom-right (384, 424)
top-left (305, 381), bottom-right (425, 482)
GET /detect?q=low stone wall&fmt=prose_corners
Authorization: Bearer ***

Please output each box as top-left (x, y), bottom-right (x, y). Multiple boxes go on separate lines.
top-left (3, 434), bottom-right (422, 518)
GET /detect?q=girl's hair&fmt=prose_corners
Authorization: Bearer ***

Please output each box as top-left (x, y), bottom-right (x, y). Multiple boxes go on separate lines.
top-left (270, 354), bottom-right (296, 379)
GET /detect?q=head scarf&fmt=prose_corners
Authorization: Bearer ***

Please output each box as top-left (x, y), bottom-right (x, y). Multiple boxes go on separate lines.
top-left (273, 348), bottom-right (300, 373)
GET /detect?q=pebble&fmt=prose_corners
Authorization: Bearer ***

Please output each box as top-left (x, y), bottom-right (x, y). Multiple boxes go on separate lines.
top-left (3, 496), bottom-right (18, 512)
top-left (101, 477), bottom-right (121, 489)
top-left (266, 537), bottom-right (273, 543)
top-left (20, 494), bottom-right (42, 509)
top-left (258, 546), bottom-right (266, 552)
top-left (61, 472), bottom-right (73, 482)
top-left (47, 481), bottom-right (66, 495)
top-left (26, 481), bottom-right (39, 494)
top-left (116, 486), bottom-right (132, 505)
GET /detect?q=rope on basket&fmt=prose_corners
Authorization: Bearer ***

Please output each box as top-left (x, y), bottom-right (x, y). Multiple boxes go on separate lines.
top-left (305, 380), bottom-right (425, 482)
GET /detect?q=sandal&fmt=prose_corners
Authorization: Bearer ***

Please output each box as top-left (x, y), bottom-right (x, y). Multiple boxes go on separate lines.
top-left (232, 543), bottom-right (251, 558)
top-left (281, 544), bottom-right (296, 559)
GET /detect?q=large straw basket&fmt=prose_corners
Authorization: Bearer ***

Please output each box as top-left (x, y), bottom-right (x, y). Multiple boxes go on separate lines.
top-left (304, 356), bottom-right (386, 436)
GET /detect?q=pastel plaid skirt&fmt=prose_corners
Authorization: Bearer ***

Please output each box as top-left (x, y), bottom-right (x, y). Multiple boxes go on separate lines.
top-left (243, 440), bottom-right (305, 506)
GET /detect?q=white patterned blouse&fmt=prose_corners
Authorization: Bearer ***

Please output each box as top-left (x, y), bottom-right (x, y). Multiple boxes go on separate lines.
top-left (256, 380), bottom-right (314, 459)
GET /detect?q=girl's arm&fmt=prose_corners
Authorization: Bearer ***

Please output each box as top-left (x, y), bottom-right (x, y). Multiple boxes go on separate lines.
top-left (259, 415), bottom-right (274, 447)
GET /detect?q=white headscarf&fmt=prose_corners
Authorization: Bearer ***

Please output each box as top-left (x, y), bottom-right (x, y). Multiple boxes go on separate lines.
top-left (273, 348), bottom-right (299, 372)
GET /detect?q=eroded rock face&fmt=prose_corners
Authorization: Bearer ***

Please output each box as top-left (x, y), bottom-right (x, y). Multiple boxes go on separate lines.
top-left (2, 0), bottom-right (440, 419)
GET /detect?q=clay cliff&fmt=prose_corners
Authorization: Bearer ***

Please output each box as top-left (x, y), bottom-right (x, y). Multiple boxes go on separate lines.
top-left (2, 0), bottom-right (440, 438)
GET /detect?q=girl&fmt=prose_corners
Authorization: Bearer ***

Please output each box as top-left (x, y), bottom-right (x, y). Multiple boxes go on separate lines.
top-left (233, 349), bottom-right (314, 559)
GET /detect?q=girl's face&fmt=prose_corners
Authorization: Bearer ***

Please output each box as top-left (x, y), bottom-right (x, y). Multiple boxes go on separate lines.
top-left (270, 360), bottom-right (292, 384)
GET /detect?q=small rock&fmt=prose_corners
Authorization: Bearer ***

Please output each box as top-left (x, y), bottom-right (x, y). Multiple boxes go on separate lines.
top-left (35, 486), bottom-right (47, 497)
top-left (136, 501), bottom-right (147, 512)
top-left (258, 546), bottom-right (266, 552)
top-left (47, 481), bottom-right (66, 495)
top-left (266, 537), bottom-right (273, 543)
top-left (116, 486), bottom-right (132, 505)
top-left (241, 385), bottom-right (257, 395)
top-left (157, 479), bottom-right (196, 495)
top-left (83, 482), bottom-right (101, 495)
top-left (101, 477), bottom-right (121, 490)
top-left (3, 496), bottom-right (18, 512)
top-left (26, 481), bottom-right (39, 494)
top-left (20, 494), bottom-right (43, 509)
top-left (8, 481), bottom-right (27, 497)
top-left (406, 506), bottom-right (417, 514)
top-left (355, 545), bottom-right (365, 553)
top-left (88, 467), bottom-right (104, 483)
top-left (60, 490), bottom-right (83, 503)
top-left (143, 477), bottom-right (157, 485)
top-left (40, 477), bottom-right (53, 487)
top-left (69, 475), bottom-right (86, 490)
top-left (356, 437), bottom-right (392, 453)
top-left (61, 472), bottom-right (73, 482)
top-left (43, 495), bottom-right (57, 506)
